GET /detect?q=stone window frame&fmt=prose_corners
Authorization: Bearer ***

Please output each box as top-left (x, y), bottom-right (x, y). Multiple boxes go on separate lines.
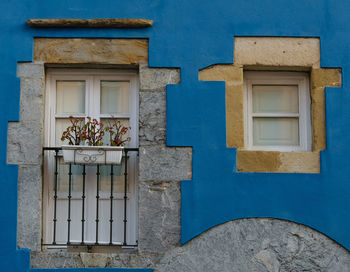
top-left (8, 38), bottom-right (191, 259)
top-left (199, 37), bottom-right (342, 173)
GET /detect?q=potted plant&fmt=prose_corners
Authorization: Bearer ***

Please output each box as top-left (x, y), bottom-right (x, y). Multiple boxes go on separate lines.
top-left (61, 116), bottom-right (131, 164)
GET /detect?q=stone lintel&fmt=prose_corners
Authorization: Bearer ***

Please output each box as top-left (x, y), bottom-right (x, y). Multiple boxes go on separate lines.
top-left (27, 18), bottom-right (153, 28)
top-left (34, 38), bottom-right (148, 65)
top-left (234, 37), bottom-right (321, 68)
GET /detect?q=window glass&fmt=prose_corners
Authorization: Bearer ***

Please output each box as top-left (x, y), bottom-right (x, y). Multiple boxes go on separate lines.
top-left (100, 118), bottom-right (130, 146)
top-left (253, 117), bottom-right (299, 146)
top-left (57, 159), bottom-right (83, 192)
top-left (55, 119), bottom-right (73, 146)
top-left (99, 161), bottom-right (127, 193)
top-left (252, 85), bottom-right (298, 113)
top-left (100, 81), bottom-right (130, 115)
top-left (56, 81), bottom-right (85, 114)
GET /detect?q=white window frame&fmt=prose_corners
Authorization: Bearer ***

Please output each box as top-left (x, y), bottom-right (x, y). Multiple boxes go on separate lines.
top-left (43, 68), bottom-right (139, 247)
top-left (244, 71), bottom-right (312, 152)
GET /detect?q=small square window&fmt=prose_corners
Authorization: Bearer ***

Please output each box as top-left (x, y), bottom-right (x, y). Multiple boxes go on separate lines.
top-left (244, 72), bottom-right (312, 152)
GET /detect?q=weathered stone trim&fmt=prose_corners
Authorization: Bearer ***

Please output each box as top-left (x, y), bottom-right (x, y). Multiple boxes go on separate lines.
top-left (27, 19), bottom-right (153, 28)
top-left (10, 38), bottom-right (189, 267)
top-left (34, 38), bottom-right (148, 65)
top-left (7, 62), bottom-right (45, 251)
top-left (234, 37), bottom-right (321, 68)
top-left (311, 68), bottom-right (342, 151)
top-left (237, 151), bottom-right (320, 173)
top-left (199, 37), bottom-right (342, 173)
top-left (199, 64), bottom-right (244, 148)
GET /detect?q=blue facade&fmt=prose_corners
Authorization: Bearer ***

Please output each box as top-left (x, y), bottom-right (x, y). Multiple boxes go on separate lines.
top-left (1, 0), bottom-right (350, 270)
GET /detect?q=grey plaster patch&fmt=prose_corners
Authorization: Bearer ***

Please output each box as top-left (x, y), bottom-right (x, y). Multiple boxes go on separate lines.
top-left (155, 219), bottom-right (350, 272)
top-left (17, 166), bottom-right (42, 251)
top-left (139, 146), bottom-right (192, 182)
top-left (138, 181), bottom-right (180, 253)
top-left (139, 91), bottom-right (166, 146)
top-left (7, 121), bottom-right (42, 165)
top-left (139, 65), bottom-right (180, 91)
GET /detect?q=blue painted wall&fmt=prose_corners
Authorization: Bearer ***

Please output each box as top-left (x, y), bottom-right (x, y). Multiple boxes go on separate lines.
top-left (1, 0), bottom-right (350, 270)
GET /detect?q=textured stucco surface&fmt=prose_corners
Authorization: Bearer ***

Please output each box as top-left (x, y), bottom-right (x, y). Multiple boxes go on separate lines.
top-left (200, 37), bottom-right (342, 173)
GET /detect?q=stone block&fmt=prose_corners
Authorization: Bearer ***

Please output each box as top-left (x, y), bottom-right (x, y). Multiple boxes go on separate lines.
top-left (17, 166), bottom-right (42, 251)
top-left (311, 68), bottom-right (342, 88)
top-left (199, 64), bottom-right (243, 83)
top-left (237, 150), bottom-right (320, 173)
top-left (20, 77), bottom-right (44, 122)
top-left (30, 251), bottom-right (159, 268)
top-left (139, 146), bottom-right (192, 182)
top-left (138, 181), bottom-right (180, 253)
top-left (139, 65), bottom-right (180, 91)
top-left (7, 121), bottom-right (42, 165)
top-left (109, 252), bottom-right (160, 268)
top-left (31, 252), bottom-right (84, 268)
top-left (34, 38), bottom-right (148, 65)
top-left (17, 63), bottom-right (44, 78)
top-left (139, 91), bottom-right (166, 145)
top-left (234, 37), bottom-right (320, 68)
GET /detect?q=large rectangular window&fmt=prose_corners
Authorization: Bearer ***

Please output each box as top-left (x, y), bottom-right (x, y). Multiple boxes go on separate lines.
top-left (43, 69), bottom-right (138, 247)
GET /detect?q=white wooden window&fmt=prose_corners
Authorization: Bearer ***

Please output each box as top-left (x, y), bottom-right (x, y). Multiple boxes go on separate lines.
top-left (43, 69), bottom-right (138, 246)
top-left (244, 71), bottom-right (311, 151)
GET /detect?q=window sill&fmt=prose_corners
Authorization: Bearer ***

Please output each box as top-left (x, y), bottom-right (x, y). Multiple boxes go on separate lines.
top-left (236, 150), bottom-right (320, 173)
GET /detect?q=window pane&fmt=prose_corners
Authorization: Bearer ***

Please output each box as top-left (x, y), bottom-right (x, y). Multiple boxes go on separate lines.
top-left (252, 85), bottom-right (298, 113)
top-left (56, 81), bottom-right (85, 114)
top-left (100, 118), bottom-right (130, 146)
top-left (57, 158), bottom-right (83, 192)
top-left (100, 81), bottom-right (130, 115)
top-left (56, 118), bottom-right (85, 146)
top-left (253, 117), bottom-right (299, 146)
top-left (100, 160), bottom-right (128, 193)
top-left (55, 119), bottom-right (72, 146)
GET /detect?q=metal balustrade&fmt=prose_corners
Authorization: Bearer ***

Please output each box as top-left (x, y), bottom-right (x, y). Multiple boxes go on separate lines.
top-left (43, 147), bottom-right (138, 248)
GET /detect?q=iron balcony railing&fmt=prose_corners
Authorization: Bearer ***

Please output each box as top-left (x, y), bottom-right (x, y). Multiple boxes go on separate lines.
top-left (43, 147), bottom-right (139, 248)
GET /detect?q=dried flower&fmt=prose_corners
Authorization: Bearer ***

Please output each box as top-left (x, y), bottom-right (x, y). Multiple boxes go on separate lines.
top-left (105, 118), bottom-right (131, 146)
top-left (60, 117), bottom-right (85, 145)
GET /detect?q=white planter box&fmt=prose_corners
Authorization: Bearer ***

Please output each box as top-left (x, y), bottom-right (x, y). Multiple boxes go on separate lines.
top-left (61, 145), bottom-right (124, 165)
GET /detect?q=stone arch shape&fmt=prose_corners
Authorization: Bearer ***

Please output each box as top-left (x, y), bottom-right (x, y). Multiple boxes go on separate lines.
top-left (156, 218), bottom-right (350, 272)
